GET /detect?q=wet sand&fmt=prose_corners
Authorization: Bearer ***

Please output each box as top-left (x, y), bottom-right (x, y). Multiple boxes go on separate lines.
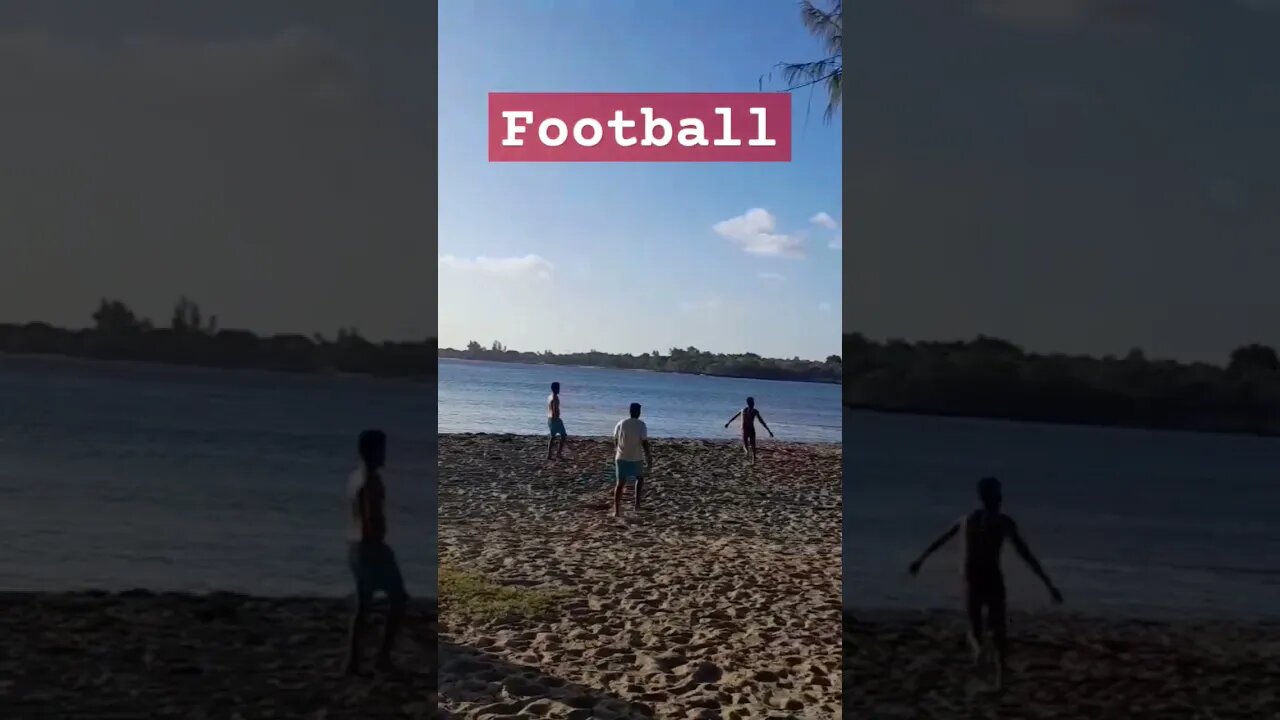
top-left (438, 434), bottom-right (842, 719)
top-left (0, 591), bottom-right (436, 719)
top-left (846, 609), bottom-right (1280, 718)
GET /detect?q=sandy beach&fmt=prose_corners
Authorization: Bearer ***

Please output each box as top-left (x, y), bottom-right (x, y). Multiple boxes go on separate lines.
top-left (437, 434), bottom-right (842, 719)
top-left (0, 591), bottom-right (436, 719)
top-left (846, 609), bottom-right (1280, 718)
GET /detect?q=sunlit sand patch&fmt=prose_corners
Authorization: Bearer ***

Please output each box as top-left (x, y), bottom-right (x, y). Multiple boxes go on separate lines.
top-left (438, 434), bottom-right (842, 719)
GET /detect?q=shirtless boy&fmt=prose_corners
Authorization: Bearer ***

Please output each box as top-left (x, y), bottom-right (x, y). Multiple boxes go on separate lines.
top-left (908, 476), bottom-right (1063, 689)
top-left (344, 429), bottom-right (407, 676)
top-left (546, 382), bottom-right (567, 459)
top-left (724, 396), bottom-right (773, 462)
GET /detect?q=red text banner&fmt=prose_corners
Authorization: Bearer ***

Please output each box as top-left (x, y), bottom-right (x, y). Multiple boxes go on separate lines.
top-left (488, 92), bottom-right (792, 162)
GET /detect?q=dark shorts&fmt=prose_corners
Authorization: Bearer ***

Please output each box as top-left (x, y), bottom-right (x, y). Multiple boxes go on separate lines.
top-left (743, 427), bottom-right (756, 443)
top-left (348, 541), bottom-right (408, 604)
top-left (548, 417), bottom-right (567, 437)
top-left (965, 572), bottom-right (1007, 624)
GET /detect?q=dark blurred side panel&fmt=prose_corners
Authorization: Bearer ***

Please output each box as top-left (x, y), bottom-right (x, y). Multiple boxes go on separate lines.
top-left (844, 0), bottom-right (1280, 717)
top-left (0, 2), bottom-right (437, 717)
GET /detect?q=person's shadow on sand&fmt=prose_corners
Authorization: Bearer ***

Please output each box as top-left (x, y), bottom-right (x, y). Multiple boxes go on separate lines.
top-left (438, 641), bottom-right (655, 719)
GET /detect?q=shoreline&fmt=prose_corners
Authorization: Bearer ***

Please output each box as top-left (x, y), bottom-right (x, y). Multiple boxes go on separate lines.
top-left (0, 350), bottom-right (433, 382)
top-left (436, 430), bottom-right (841, 446)
top-left (438, 434), bottom-right (841, 719)
top-left (845, 401), bottom-right (1280, 440)
top-left (0, 590), bottom-right (437, 718)
top-left (847, 608), bottom-right (1280, 717)
top-left (848, 603), bottom-right (1280, 625)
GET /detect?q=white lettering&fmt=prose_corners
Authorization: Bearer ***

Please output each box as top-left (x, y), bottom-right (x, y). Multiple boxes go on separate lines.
top-left (608, 110), bottom-right (637, 146)
top-left (496, 104), bottom-right (774, 152)
top-left (641, 107), bottom-right (672, 147)
top-left (677, 119), bottom-right (708, 147)
top-left (573, 118), bottom-right (603, 146)
top-left (748, 107), bottom-right (775, 147)
top-left (539, 118), bottom-right (568, 147)
top-left (502, 111), bottom-right (534, 146)
top-left (712, 107), bottom-right (742, 146)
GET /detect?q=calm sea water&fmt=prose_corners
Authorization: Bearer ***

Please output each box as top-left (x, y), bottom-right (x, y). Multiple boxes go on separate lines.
top-left (0, 356), bottom-right (435, 598)
top-left (438, 359), bottom-right (842, 442)
top-left (846, 409), bottom-right (1280, 620)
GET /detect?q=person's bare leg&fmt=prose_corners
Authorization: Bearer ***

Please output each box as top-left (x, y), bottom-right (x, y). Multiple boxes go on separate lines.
top-left (990, 595), bottom-right (1009, 690)
top-left (750, 436), bottom-right (758, 463)
top-left (634, 477), bottom-right (643, 511)
top-left (556, 435), bottom-right (566, 459)
top-left (376, 596), bottom-right (406, 672)
top-left (344, 601), bottom-right (368, 675)
top-left (547, 435), bottom-right (555, 459)
top-left (964, 583), bottom-right (985, 667)
top-left (611, 480), bottom-right (623, 516)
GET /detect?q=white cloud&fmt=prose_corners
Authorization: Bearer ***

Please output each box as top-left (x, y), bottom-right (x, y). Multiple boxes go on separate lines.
top-left (712, 208), bottom-right (805, 259)
top-left (757, 271), bottom-right (785, 281)
top-left (439, 254), bottom-right (554, 280)
top-left (809, 212), bottom-right (839, 230)
top-left (818, 302), bottom-right (832, 313)
top-left (809, 211), bottom-right (842, 251)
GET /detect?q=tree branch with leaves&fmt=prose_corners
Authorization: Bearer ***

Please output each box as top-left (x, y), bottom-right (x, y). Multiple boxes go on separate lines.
top-left (764, 0), bottom-right (842, 123)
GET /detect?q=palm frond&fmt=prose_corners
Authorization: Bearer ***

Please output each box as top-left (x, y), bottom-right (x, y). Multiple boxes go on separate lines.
top-left (799, 0), bottom-right (843, 57)
top-left (774, 54), bottom-right (842, 122)
top-left (761, 0), bottom-right (842, 123)
top-left (764, 1), bottom-right (841, 123)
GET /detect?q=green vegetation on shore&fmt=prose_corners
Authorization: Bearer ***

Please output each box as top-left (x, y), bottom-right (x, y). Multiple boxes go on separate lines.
top-left (438, 341), bottom-right (841, 384)
top-left (439, 566), bottom-right (562, 623)
top-left (844, 332), bottom-right (1280, 435)
top-left (0, 298), bottom-right (433, 379)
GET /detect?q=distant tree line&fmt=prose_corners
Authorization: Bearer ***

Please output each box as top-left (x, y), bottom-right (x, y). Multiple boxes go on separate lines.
top-left (438, 340), bottom-right (842, 384)
top-left (0, 298), bottom-right (433, 379)
top-left (844, 332), bottom-right (1280, 435)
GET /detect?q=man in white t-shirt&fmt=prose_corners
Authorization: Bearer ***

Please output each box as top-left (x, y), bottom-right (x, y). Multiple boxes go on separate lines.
top-left (343, 429), bottom-right (408, 676)
top-left (611, 402), bottom-right (652, 517)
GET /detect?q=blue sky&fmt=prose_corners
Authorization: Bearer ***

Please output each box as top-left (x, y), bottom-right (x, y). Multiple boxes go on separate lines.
top-left (438, 0), bottom-right (841, 361)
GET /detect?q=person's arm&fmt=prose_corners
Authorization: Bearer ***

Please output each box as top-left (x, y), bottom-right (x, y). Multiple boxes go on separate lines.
top-left (1008, 518), bottom-right (1063, 603)
top-left (724, 410), bottom-right (742, 428)
top-left (641, 424), bottom-right (652, 467)
top-left (908, 522), bottom-right (959, 575)
top-left (357, 485), bottom-right (380, 544)
top-left (757, 412), bottom-right (774, 437)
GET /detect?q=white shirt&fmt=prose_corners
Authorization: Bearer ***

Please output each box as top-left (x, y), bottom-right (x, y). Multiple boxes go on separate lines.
top-left (613, 417), bottom-right (648, 462)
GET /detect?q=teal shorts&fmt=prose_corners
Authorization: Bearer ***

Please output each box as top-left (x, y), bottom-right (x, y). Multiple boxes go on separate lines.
top-left (548, 418), bottom-right (567, 437)
top-left (348, 541), bottom-right (408, 605)
top-left (616, 459), bottom-right (644, 481)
